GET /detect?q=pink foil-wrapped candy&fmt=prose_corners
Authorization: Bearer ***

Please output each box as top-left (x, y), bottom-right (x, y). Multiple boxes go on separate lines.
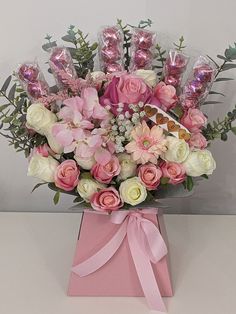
top-left (105, 63), bottom-right (123, 73)
top-left (163, 50), bottom-right (189, 90)
top-left (134, 49), bottom-right (152, 68)
top-left (17, 62), bottom-right (49, 101)
top-left (27, 81), bottom-right (49, 99)
top-left (194, 64), bottom-right (215, 83)
top-left (18, 64), bottom-right (39, 83)
top-left (164, 75), bottom-right (181, 88)
top-left (129, 28), bottom-right (156, 71)
top-left (101, 46), bottom-right (121, 63)
top-left (49, 46), bottom-right (77, 88)
top-left (180, 55), bottom-right (217, 107)
top-left (98, 25), bottom-right (124, 73)
top-left (133, 29), bottom-right (154, 50)
top-left (102, 26), bottom-right (122, 45)
top-left (50, 47), bottom-right (72, 69)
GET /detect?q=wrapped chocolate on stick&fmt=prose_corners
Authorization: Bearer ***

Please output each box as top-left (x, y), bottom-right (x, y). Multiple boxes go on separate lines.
top-left (17, 62), bottom-right (49, 101)
top-left (98, 26), bottom-right (124, 73)
top-left (163, 49), bottom-right (189, 90)
top-left (129, 28), bottom-right (156, 71)
top-left (181, 55), bottom-right (217, 109)
top-left (49, 46), bottom-right (77, 89)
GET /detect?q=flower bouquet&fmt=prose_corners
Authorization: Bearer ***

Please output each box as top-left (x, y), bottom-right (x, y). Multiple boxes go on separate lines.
top-left (1, 19), bottom-right (236, 312)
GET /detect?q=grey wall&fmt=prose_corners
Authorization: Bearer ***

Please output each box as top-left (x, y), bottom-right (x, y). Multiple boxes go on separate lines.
top-left (0, 0), bottom-right (236, 213)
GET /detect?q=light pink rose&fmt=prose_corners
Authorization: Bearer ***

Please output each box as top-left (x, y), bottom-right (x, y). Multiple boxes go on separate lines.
top-left (161, 161), bottom-right (186, 185)
top-left (91, 156), bottom-right (121, 184)
top-left (54, 160), bottom-right (80, 191)
top-left (138, 163), bottom-right (162, 190)
top-left (29, 143), bottom-right (55, 160)
top-left (180, 108), bottom-right (207, 133)
top-left (153, 82), bottom-right (177, 111)
top-left (117, 74), bottom-right (151, 104)
top-left (189, 132), bottom-right (207, 150)
top-left (91, 187), bottom-right (123, 212)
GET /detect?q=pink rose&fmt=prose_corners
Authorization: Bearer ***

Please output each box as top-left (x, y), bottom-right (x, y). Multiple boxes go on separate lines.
top-left (189, 132), bottom-right (207, 150)
top-left (153, 82), bottom-right (177, 111)
top-left (91, 156), bottom-right (121, 184)
top-left (91, 187), bottom-right (123, 212)
top-left (117, 74), bottom-right (151, 104)
top-left (54, 160), bottom-right (80, 191)
top-left (100, 76), bottom-right (119, 106)
top-left (180, 108), bottom-right (207, 133)
top-left (161, 161), bottom-right (186, 185)
top-left (138, 163), bottom-right (162, 190)
top-left (30, 144), bottom-right (55, 160)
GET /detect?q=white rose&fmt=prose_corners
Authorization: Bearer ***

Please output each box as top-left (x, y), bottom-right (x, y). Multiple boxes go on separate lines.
top-left (164, 136), bottom-right (190, 163)
top-left (77, 178), bottom-right (105, 202)
top-left (135, 69), bottom-right (157, 87)
top-left (26, 103), bottom-right (57, 135)
top-left (26, 103), bottom-right (62, 154)
top-left (90, 71), bottom-right (106, 80)
top-left (45, 126), bottom-right (63, 154)
top-left (27, 155), bottom-right (59, 182)
top-left (119, 177), bottom-right (147, 206)
top-left (118, 153), bottom-right (137, 180)
top-left (183, 149), bottom-right (216, 177)
top-left (74, 156), bottom-right (96, 170)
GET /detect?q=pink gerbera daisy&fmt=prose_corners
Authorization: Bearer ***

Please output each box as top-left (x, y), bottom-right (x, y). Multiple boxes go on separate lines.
top-left (125, 121), bottom-right (167, 164)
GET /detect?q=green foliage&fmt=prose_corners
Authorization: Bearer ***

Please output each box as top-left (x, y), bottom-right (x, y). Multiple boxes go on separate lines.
top-left (160, 177), bottom-right (170, 185)
top-left (173, 36), bottom-right (186, 51)
top-left (0, 76), bottom-right (46, 157)
top-left (183, 176), bottom-right (194, 191)
top-left (202, 105), bottom-right (236, 141)
top-left (153, 43), bottom-right (166, 78)
top-left (53, 191), bottom-right (60, 205)
top-left (31, 182), bottom-right (47, 193)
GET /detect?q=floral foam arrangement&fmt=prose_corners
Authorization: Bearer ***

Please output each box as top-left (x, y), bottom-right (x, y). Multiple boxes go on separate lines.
top-left (1, 19), bottom-right (236, 211)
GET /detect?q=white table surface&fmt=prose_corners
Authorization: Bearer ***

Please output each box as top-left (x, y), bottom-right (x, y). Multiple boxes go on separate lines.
top-left (0, 213), bottom-right (235, 314)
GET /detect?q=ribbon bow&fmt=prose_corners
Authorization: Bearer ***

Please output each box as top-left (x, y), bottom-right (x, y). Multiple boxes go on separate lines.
top-left (72, 209), bottom-right (167, 312)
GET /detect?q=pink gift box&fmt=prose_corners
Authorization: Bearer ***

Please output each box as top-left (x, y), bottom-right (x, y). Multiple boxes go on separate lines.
top-left (68, 210), bottom-right (173, 297)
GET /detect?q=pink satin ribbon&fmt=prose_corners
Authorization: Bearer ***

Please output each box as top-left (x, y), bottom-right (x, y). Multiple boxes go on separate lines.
top-left (72, 208), bottom-right (168, 312)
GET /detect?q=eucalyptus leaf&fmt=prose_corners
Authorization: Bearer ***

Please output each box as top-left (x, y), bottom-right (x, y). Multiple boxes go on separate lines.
top-left (61, 34), bottom-right (76, 43)
top-left (225, 44), bottom-right (236, 60)
top-left (8, 83), bottom-right (16, 101)
top-left (214, 77), bottom-right (234, 82)
top-left (42, 41), bottom-right (57, 52)
top-left (53, 191), bottom-right (60, 205)
top-left (0, 104), bottom-right (10, 111)
top-left (209, 91), bottom-right (225, 97)
top-left (222, 63), bottom-right (236, 71)
top-left (203, 101), bottom-right (223, 105)
top-left (1, 76), bottom-right (11, 92)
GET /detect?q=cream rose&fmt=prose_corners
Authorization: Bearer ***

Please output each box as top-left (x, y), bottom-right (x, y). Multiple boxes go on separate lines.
top-left (135, 69), bottom-right (157, 87)
top-left (183, 149), bottom-right (216, 177)
top-left (118, 153), bottom-right (137, 180)
top-left (74, 156), bottom-right (96, 170)
top-left (90, 71), bottom-right (106, 80)
top-left (164, 136), bottom-right (190, 163)
top-left (119, 177), bottom-right (147, 206)
top-left (26, 103), bottom-right (57, 134)
top-left (27, 155), bottom-right (59, 182)
top-left (26, 103), bottom-right (62, 154)
top-left (77, 178), bottom-right (105, 202)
